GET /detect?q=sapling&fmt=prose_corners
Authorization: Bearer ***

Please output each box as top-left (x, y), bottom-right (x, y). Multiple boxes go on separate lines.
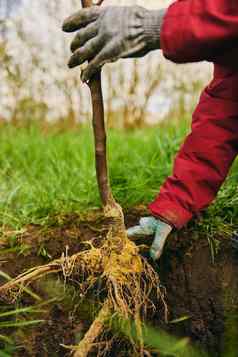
top-left (0, 1), bottom-right (167, 355)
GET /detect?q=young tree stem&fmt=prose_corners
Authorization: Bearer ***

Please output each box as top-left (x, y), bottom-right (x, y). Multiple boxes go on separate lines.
top-left (88, 73), bottom-right (115, 207)
top-left (81, 0), bottom-right (115, 208)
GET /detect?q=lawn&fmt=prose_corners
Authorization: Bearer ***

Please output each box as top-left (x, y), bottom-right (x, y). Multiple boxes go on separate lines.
top-left (0, 119), bottom-right (238, 236)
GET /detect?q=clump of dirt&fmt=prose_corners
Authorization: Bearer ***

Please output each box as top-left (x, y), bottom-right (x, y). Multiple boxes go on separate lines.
top-left (0, 211), bottom-right (113, 280)
top-left (0, 208), bottom-right (238, 356)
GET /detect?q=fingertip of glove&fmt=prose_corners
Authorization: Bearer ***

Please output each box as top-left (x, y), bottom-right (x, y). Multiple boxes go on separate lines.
top-left (150, 246), bottom-right (161, 261)
top-left (68, 59), bottom-right (76, 68)
top-left (62, 16), bottom-right (79, 32)
top-left (70, 42), bottom-right (77, 53)
top-left (126, 228), bottom-right (135, 237)
top-left (62, 20), bottom-right (72, 32)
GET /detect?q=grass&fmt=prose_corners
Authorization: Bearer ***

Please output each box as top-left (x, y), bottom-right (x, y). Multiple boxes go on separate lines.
top-left (0, 299), bottom-right (55, 356)
top-left (113, 315), bottom-right (208, 357)
top-left (0, 119), bottom-right (237, 236)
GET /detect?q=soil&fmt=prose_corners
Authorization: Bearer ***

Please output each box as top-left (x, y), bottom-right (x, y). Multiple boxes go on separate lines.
top-left (1, 207), bottom-right (238, 356)
top-left (160, 232), bottom-right (238, 356)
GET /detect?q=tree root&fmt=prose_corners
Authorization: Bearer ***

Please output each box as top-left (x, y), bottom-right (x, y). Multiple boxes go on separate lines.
top-left (0, 252), bottom-right (78, 301)
top-left (73, 301), bottom-right (111, 357)
top-left (0, 213), bottom-right (167, 356)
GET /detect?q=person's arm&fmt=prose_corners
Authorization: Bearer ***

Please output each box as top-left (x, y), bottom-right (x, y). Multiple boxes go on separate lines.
top-left (161, 0), bottom-right (238, 64)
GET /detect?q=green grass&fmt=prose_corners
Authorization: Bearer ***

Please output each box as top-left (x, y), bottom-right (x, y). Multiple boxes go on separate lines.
top-left (0, 120), bottom-right (238, 235)
top-left (113, 315), bottom-right (208, 357)
top-left (0, 299), bottom-right (55, 356)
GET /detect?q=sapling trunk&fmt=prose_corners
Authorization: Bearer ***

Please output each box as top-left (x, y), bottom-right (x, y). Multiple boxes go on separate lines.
top-left (82, 0), bottom-right (126, 247)
top-left (88, 72), bottom-right (116, 209)
top-left (82, 0), bottom-right (116, 210)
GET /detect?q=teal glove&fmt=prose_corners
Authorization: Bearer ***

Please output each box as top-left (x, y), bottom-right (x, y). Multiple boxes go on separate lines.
top-left (127, 217), bottom-right (172, 261)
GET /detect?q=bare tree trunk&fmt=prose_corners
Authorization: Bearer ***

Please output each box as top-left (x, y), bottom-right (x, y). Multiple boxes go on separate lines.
top-left (81, 0), bottom-right (116, 209)
top-left (88, 73), bottom-right (116, 207)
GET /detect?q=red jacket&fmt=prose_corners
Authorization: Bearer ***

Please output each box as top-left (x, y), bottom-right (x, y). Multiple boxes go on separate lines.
top-left (149, 0), bottom-right (238, 228)
top-left (161, 0), bottom-right (238, 67)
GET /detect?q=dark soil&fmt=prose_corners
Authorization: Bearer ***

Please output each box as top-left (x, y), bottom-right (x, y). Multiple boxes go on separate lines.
top-left (1, 207), bottom-right (238, 356)
top-left (160, 231), bottom-right (238, 356)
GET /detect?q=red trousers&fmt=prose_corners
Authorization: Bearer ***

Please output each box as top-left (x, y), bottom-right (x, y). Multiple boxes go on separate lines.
top-left (149, 0), bottom-right (238, 228)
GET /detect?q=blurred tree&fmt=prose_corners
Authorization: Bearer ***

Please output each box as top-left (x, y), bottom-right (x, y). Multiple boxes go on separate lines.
top-left (0, 0), bottom-right (212, 128)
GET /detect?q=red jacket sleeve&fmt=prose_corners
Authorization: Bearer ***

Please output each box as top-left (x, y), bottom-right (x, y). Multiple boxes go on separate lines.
top-left (161, 0), bottom-right (238, 65)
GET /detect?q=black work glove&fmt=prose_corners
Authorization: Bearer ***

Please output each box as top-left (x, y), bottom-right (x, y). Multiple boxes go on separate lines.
top-left (63, 6), bottom-right (165, 82)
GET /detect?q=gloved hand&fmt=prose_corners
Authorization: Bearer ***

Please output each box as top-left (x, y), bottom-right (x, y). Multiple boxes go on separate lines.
top-left (62, 6), bottom-right (165, 82)
top-left (127, 217), bottom-right (172, 261)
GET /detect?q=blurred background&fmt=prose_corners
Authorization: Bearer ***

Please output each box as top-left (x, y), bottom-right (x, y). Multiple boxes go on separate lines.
top-left (0, 0), bottom-right (212, 128)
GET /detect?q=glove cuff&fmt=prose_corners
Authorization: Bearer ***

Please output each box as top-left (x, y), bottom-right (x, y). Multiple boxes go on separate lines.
top-left (143, 9), bottom-right (166, 51)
